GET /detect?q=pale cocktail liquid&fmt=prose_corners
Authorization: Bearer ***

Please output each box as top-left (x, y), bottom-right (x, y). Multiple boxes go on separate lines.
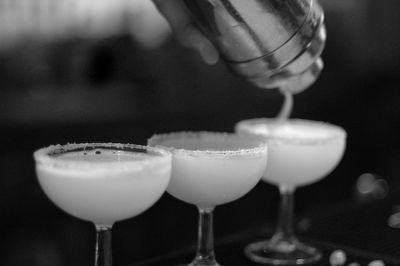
top-left (149, 132), bottom-right (268, 208)
top-left (35, 144), bottom-right (171, 226)
top-left (236, 119), bottom-right (346, 190)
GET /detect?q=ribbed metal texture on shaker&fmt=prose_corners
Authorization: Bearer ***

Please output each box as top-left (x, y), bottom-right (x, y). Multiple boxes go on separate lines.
top-left (184, 0), bottom-right (326, 92)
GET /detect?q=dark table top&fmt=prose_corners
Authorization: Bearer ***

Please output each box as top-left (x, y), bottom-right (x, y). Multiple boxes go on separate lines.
top-left (132, 197), bottom-right (400, 266)
top-left (133, 230), bottom-right (400, 266)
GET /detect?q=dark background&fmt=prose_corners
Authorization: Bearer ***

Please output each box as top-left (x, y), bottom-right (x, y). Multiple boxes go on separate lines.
top-left (1, 1), bottom-right (400, 265)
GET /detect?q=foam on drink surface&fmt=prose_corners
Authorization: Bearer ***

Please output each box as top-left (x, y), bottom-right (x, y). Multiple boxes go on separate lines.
top-left (56, 149), bottom-right (151, 163)
top-left (34, 143), bottom-right (171, 176)
top-left (150, 132), bottom-right (267, 158)
top-left (240, 119), bottom-right (345, 144)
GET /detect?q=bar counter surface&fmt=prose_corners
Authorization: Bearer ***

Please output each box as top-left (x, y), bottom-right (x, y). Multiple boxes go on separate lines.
top-left (133, 196), bottom-right (400, 266)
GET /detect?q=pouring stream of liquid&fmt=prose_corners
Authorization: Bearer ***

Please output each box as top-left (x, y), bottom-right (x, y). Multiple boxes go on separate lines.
top-left (276, 87), bottom-right (293, 122)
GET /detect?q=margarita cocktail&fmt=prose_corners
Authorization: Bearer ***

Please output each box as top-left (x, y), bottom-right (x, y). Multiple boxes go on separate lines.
top-left (34, 143), bottom-right (171, 266)
top-left (236, 119), bottom-right (346, 265)
top-left (148, 132), bottom-right (268, 266)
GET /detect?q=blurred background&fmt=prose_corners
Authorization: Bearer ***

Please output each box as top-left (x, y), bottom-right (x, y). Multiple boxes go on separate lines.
top-left (1, 0), bottom-right (400, 265)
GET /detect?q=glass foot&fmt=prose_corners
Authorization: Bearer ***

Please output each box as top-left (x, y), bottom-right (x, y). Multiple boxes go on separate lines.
top-left (244, 237), bottom-right (322, 265)
top-left (187, 262), bottom-right (221, 266)
top-left (174, 264), bottom-right (221, 266)
top-left (173, 256), bottom-right (221, 266)
top-left (173, 261), bottom-right (221, 266)
top-left (187, 258), bottom-right (221, 266)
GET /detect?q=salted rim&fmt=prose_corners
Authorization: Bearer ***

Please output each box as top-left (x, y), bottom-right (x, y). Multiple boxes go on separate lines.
top-left (148, 131), bottom-right (268, 158)
top-left (235, 118), bottom-right (347, 145)
top-left (33, 142), bottom-right (171, 170)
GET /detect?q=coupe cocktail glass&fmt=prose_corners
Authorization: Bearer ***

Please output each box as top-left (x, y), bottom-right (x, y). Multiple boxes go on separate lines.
top-left (236, 119), bottom-right (346, 265)
top-left (148, 132), bottom-right (268, 266)
top-left (33, 143), bottom-right (171, 266)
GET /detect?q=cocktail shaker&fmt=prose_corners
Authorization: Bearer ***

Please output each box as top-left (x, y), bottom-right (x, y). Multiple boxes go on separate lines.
top-left (183, 0), bottom-right (326, 92)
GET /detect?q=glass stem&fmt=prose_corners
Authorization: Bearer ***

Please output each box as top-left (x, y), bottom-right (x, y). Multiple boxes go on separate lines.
top-left (191, 207), bottom-right (219, 266)
top-left (275, 186), bottom-right (296, 241)
top-left (95, 225), bottom-right (113, 266)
